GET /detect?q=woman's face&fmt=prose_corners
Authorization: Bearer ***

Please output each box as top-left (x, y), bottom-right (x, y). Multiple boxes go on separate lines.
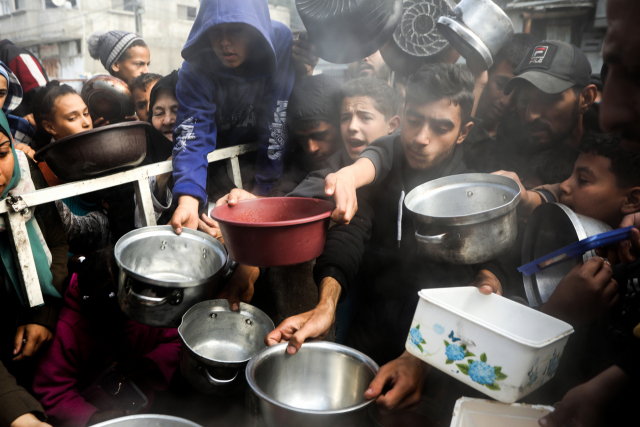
top-left (151, 90), bottom-right (178, 141)
top-left (42, 93), bottom-right (93, 140)
top-left (0, 133), bottom-right (15, 195)
top-left (0, 76), bottom-right (7, 109)
top-left (111, 46), bottom-right (151, 84)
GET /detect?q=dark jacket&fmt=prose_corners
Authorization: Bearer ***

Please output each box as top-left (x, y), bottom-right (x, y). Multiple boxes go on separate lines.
top-left (0, 361), bottom-right (45, 427)
top-left (172, 0), bottom-right (295, 200)
top-left (313, 135), bottom-right (482, 302)
top-left (281, 147), bottom-right (354, 198)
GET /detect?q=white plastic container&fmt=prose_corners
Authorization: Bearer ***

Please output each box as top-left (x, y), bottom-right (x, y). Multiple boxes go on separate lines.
top-left (406, 287), bottom-right (573, 403)
top-left (450, 397), bottom-right (554, 427)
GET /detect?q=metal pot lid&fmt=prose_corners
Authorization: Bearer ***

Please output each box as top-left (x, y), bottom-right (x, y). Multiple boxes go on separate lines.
top-left (436, 16), bottom-right (493, 69)
top-left (393, 0), bottom-right (455, 58)
top-left (522, 203), bottom-right (612, 308)
top-left (404, 173), bottom-right (521, 226)
top-left (90, 415), bottom-right (203, 427)
top-left (114, 226), bottom-right (228, 288)
top-left (179, 300), bottom-right (274, 366)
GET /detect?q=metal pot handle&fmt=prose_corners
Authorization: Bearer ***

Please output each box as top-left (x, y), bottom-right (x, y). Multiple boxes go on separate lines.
top-left (128, 288), bottom-right (168, 306)
top-left (414, 231), bottom-right (449, 244)
top-left (205, 367), bottom-right (238, 385)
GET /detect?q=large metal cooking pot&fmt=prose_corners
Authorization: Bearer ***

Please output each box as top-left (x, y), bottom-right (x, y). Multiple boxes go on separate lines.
top-left (405, 173), bottom-right (521, 264)
top-left (522, 203), bottom-right (612, 308)
top-left (91, 415), bottom-right (202, 427)
top-left (178, 299), bottom-right (274, 394)
top-left (115, 226), bottom-right (230, 328)
top-left (246, 342), bottom-right (379, 427)
top-left (211, 197), bottom-right (334, 267)
top-left (436, 0), bottom-right (514, 70)
top-left (81, 74), bottom-right (135, 123)
top-left (380, 0), bottom-right (457, 76)
top-left (34, 122), bottom-right (148, 182)
top-left (296, 0), bottom-right (402, 64)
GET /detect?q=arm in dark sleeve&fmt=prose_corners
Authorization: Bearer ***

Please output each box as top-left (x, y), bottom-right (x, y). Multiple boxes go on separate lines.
top-left (313, 187), bottom-right (376, 301)
top-left (0, 360), bottom-right (45, 427)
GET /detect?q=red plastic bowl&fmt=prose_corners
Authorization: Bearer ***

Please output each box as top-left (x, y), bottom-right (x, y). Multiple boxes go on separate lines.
top-left (211, 197), bottom-right (335, 267)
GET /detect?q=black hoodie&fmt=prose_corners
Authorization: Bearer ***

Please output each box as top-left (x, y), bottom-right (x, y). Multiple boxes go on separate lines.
top-left (313, 135), bottom-right (488, 302)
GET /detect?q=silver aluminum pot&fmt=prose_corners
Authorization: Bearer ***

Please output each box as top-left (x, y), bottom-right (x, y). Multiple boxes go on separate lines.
top-left (178, 300), bottom-right (274, 394)
top-left (246, 342), bottom-right (378, 427)
top-left (436, 0), bottom-right (514, 70)
top-left (405, 173), bottom-right (521, 264)
top-left (115, 226), bottom-right (230, 328)
top-left (522, 203), bottom-right (612, 308)
top-left (91, 415), bottom-right (202, 427)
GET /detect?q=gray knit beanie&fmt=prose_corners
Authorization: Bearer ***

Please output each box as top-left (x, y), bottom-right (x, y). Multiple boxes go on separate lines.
top-left (87, 30), bottom-right (145, 73)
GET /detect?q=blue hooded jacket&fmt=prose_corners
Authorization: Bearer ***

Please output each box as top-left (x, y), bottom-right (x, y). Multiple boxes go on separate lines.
top-left (172, 0), bottom-right (295, 201)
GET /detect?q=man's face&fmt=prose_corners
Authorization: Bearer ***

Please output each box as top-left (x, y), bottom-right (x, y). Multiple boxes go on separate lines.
top-left (340, 96), bottom-right (398, 161)
top-left (132, 79), bottom-right (158, 122)
top-left (600, 0), bottom-right (640, 151)
top-left (293, 121), bottom-right (340, 164)
top-left (151, 89), bottom-right (179, 141)
top-left (111, 46), bottom-right (150, 84)
top-left (559, 151), bottom-right (628, 228)
top-left (208, 23), bottom-right (254, 69)
top-left (401, 98), bottom-right (471, 170)
top-left (515, 83), bottom-right (580, 148)
top-left (347, 51), bottom-right (390, 81)
top-left (476, 60), bottom-right (516, 125)
top-left (0, 76), bottom-right (7, 109)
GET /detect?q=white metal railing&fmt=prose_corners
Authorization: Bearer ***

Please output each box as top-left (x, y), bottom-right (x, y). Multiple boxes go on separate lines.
top-left (2, 143), bottom-right (258, 307)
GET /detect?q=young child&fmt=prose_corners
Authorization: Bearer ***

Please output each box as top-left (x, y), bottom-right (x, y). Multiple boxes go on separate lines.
top-left (128, 73), bottom-right (162, 122)
top-left (87, 31), bottom-right (150, 85)
top-left (32, 246), bottom-right (181, 427)
top-left (170, 0), bottom-right (296, 234)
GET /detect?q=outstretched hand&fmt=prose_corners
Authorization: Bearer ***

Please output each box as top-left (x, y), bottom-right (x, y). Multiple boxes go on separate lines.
top-left (170, 196), bottom-right (200, 235)
top-left (364, 351), bottom-right (429, 412)
top-left (265, 302), bottom-right (336, 355)
top-left (324, 171), bottom-right (358, 224)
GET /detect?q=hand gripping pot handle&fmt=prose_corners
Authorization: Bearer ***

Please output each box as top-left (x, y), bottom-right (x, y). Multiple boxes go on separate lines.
top-left (205, 367), bottom-right (238, 385)
top-left (414, 231), bottom-right (460, 244)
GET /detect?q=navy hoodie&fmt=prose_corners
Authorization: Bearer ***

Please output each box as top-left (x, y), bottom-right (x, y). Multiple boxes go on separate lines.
top-left (172, 0), bottom-right (295, 201)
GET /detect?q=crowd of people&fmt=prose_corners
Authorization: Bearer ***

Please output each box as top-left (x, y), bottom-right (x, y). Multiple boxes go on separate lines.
top-left (0, 0), bottom-right (639, 426)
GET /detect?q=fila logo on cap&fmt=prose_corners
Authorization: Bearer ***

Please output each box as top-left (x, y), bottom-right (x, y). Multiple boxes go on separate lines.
top-left (530, 46), bottom-right (549, 64)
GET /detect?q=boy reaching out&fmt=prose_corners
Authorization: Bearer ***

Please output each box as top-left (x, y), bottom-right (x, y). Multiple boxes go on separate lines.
top-left (170, 0), bottom-right (296, 234)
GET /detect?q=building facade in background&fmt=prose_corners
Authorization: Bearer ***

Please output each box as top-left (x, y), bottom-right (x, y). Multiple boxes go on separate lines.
top-left (0, 0), bottom-right (293, 90)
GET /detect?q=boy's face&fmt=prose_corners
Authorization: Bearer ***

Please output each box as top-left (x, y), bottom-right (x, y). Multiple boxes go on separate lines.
top-left (401, 98), bottom-right (472, 170)
top-left (111, 46), bottom-right (150, 84)
top-left (476, 60), bottom-right (516, 126)
top-left (132, 79), bottom-right (159, 122)
top-left (559, 151), bottom-right (629, 227)
top-left (208, 23), bottom-right (255, 69)
top-left (293, 121), bottom-right (340, 165)
top-left (340, 95), bottom-right (399, 161)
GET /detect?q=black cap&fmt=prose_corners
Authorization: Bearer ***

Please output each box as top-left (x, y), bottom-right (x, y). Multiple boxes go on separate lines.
top-left (504, 40), bottom-right (592, 95)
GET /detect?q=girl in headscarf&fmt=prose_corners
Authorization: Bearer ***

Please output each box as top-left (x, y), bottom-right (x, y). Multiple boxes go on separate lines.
top-left (0, 108), bottom-right (68, 426)
top-left (0, 61), bottom-right (37, 148)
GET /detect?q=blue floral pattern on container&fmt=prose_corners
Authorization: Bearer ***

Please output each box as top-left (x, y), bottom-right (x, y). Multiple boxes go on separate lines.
top-left (544, 350), bottom-right (561, 378)
top-left (409, 324), bottom-right (426, 352)
top-left (456, 352), bottom-right (508, 391)
top-left (445, 343), bottom-right (466, 361)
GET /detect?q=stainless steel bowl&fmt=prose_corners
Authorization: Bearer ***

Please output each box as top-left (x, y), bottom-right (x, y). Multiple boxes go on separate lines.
top-left (405, 173), bottom-right (521, 264)
top-left (246, 342), bottom-right (379, 427)
top-left (91, 415), bottom-right (202, 427)
top-left (522, 203), bottom-right (612, 308)
top-left (179, 300), bottom-right (274, 394)
top-left (436, 0), bottom-right (514, 70)
top-left (115, 226), bottom-right (230, 328)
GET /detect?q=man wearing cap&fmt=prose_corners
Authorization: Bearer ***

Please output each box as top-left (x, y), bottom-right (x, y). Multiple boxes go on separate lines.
top-left (468, 41), bottom-right (599, 188)
top-left (87, 30), bottom-right (150, 84)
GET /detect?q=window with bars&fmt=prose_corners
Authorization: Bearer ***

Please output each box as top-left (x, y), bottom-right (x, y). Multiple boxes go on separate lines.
top-left (178, 5), bottom-right (197, 21)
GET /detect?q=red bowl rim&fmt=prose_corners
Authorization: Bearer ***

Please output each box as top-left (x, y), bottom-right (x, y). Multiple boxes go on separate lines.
top-left (210, 197), bottom-right (335, 228)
